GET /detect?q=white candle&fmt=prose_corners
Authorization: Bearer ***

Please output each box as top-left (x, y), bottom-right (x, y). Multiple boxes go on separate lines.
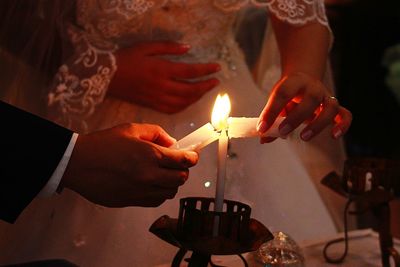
top-left (210, 94), bottom-right (231, 236)
top-left (169, 123), bottom-right (219, 151)
top-left (228, 116), bottom-right (285, 138)
top-left (171, 116), bottom-right (286, 151)
top-left (213, 128), bottom-right (228, 236)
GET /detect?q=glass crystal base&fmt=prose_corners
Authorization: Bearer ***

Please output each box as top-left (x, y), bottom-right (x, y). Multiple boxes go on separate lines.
top-left (256, 231), bottom-right (305, 267)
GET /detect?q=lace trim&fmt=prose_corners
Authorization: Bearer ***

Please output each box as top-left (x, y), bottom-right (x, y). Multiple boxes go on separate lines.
top-left (47, 26), bottom-right (117, 132)
top-left (98, 0), bottom-right (156, 19)
top-left (78, 0), bottom-right (156, 22)
top-left (79, 0), bottom-right (328, 31)
top-left (258, 0), bottom-right (328, 26)
top-left (77, 0), bottom-right (157, 39)
top-left (213, 0), bottom-right (328, 26)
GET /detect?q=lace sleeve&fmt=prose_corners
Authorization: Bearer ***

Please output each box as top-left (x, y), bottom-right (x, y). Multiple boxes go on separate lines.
top-left (252, 0), bottom-right (329, 27)
top-left (47, 24), bottom-right (117, 133)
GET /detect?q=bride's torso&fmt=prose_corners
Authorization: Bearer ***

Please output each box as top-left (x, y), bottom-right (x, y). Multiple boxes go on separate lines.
top-left (78, 0), bottom-right (268, 134)
top-left (78, 0), bottom-right (245, 63)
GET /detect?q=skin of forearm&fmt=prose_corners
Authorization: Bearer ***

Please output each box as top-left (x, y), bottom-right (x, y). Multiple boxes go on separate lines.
top-left (270, 15), bottom-right (331, 80)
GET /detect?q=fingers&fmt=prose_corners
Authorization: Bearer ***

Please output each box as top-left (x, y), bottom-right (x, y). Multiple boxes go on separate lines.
top-left (135, 41), bottom-right (191, 56)
top-left (169, 62), bottom-right (221, 79)
top-left (125, 124), bottom-right (177, 147)
top-left (332, 106), bottom-right (352, 139)
top-left (300, 96), bottom-right (339, 141)
top-left (279, 83), bottom-right (325, 136)
top-left (260, 136), bottom-right (277, 144)
top-left (154, 187), bottom-right (178, 200)
top-left (158, 146), bottom-right (199, 169)
top-left (152, 169), bottom-right (189, 188)
top-left (258, 74), bottom-right (307, 134)
top-left (147, 79), bottom-right (219, 113)
top-left (258, 72), bottom-right (352, 142)
top-left (298, 99), bottom-right (351, 141)
top-left (152, 126), bottom-right (177, 147)
top-left (132, 42), bottom-right (222, 78)
top-left (137, 187), bottom-right (178, 207)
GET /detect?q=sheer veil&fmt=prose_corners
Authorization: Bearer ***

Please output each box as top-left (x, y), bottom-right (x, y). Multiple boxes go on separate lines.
top-left (0, 0), bottom-right (75, 116)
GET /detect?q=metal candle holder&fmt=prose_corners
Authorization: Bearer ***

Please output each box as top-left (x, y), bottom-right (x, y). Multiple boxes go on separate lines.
top-left (322, 158), bottom-right (400, 267)
top-left (150, 197), bottom-right (273, 267)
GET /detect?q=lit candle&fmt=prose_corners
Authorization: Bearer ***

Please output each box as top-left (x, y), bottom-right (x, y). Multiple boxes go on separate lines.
top-left (170, 116), bottom-right (284, 151)
top-left (211, 94), bottom-right (231, 236)
top-left (170, 93), bottom-right (296, 236)
top-left (170, 93), bottom-right (288, 236)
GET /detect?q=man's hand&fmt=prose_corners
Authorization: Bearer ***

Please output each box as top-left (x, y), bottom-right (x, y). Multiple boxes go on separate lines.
top-left (60, 123), bottom-right (198, 207)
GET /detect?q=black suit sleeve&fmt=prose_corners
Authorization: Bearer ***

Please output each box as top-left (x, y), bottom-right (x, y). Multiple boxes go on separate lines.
top-left (0, 101), bottom-right (73, 223)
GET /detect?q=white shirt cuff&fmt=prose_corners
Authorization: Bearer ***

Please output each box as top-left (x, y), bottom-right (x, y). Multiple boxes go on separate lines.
top-left (37, 133), bottom-right (79, 197)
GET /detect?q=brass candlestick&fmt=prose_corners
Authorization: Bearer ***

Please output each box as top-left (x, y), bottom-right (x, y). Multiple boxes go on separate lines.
top-left (322, 158), bottom-right (400, 267)
top-left (150, 197), bottom-right (273, 267)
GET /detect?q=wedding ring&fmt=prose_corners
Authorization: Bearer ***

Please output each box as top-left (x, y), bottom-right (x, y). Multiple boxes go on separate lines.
top-left (320, 96), bottom-right (338, 109)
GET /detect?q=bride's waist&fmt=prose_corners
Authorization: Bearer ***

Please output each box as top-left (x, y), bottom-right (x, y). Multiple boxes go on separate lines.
top-left (164, 37), bottom-right (242, 64)
top-left (116, 35), bottom-right (245, 79)
top-left (116, 32), bottom-right (240, 61)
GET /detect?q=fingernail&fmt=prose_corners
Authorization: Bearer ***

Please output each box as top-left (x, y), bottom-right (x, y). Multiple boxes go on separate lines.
top-left (279, 122), bottom-right (293, 136)
top-left (301, 130), bottom-right (314, 141)
top-left (260, 137), bottom-right (277, 144)
top-left (333, 128), bottom-right (343, 139)
top-left (257, 120), bottom-right (268, 133)
top-left (181, 44), bottom-right (191, 50)
top-left (186, 151), bottom-right (198, 157)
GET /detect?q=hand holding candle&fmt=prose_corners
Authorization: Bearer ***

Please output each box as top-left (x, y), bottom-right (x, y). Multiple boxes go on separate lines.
top-left (169, 123), bottom-right (219, 151)
top-left (257, 72), bottom-right (352, 141)
top-left (170, 101), bottom-right (285, 151)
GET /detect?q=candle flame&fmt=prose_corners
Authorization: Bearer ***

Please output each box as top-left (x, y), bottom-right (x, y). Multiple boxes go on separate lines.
top-left (211, 93), bottom-right (231, 131)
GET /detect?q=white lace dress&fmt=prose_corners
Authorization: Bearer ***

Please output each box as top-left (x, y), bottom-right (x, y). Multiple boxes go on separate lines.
top-left (0, 1), bottom-right (344, 266)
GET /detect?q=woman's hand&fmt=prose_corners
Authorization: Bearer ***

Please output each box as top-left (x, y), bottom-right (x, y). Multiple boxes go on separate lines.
top-left (257, 72), bottom-right (352, 143)
top-left (108, 41), bottom-right (221, 114)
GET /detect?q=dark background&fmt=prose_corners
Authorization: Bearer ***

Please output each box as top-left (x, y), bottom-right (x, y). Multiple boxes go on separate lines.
top-left (326, 0), bottom-right (400, 236)
top-left (327, 0), bottom-right (400, 159)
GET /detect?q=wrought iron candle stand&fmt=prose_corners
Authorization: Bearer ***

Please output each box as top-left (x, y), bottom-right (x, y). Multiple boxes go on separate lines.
top-left (322, 158), bottom-right (400, 267)
top-left (150, 197), bottom-right (273, 267)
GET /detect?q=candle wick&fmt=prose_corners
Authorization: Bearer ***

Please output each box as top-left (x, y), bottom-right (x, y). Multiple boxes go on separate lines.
top-left (213, 126), bottom-right (229, 134)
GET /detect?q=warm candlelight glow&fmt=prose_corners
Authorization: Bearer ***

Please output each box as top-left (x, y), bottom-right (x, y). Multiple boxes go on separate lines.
top-left (171, 93), bottom-right (284, 151)
top-left (211, 94), bottom-right (231, 131)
